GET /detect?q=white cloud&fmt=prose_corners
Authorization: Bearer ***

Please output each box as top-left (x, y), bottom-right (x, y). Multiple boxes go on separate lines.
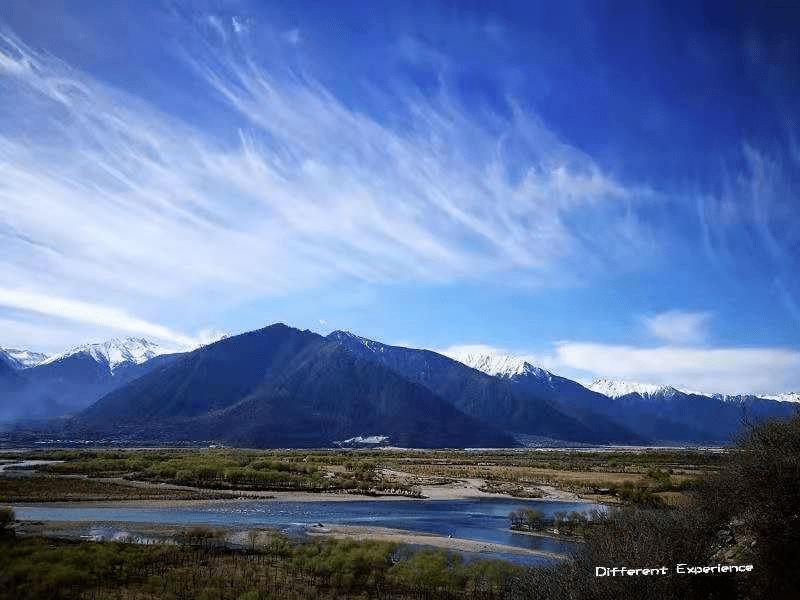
top-left (0, 24), bottom-right (652, 346)
top-left (642, 310), bottom-right (713, 344)
top-left (194, 328), bottom-right (228, 346)
top-left (553, 341), bottom-right (800, 396)
top-left (0, 315), bottom-right (97, 354)
top-left (231, 17), bottom-right (248, 35)
top-left (435, 339), bottom-right (800, 396)
top-left (0, 289), bottom-right (195, 347)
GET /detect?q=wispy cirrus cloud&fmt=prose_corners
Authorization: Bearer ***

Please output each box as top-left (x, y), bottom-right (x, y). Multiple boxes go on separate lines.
top-left (206, 16), bottom-right (227, 42)
top-left (0, 19), bottom-right (652, 348)
top-left (699, 141), bottom-right (800, 321)
top-left (0, 315), bottom-right (103, 354)
top-left (0, 289), bottom-right (196, 348)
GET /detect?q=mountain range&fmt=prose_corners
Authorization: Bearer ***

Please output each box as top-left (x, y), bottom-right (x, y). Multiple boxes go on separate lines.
top-left (0, 348), bottom-right (49, 369)
top-left (1, 325), bottom-right (798, 447)
top-left (0, 339), bottom-right (181, 423)
top-left (446, 350), bottom-right (797, 443)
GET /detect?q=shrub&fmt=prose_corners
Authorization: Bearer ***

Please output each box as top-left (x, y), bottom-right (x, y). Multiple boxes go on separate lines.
top-left (0, 507), bottom-right (14, 535)
top-left (616, 485), bottom-right (666, 508)
top-left (697, 413), bottom-right (800, 599)
top-left (509, 507), bottom-right (544, 531)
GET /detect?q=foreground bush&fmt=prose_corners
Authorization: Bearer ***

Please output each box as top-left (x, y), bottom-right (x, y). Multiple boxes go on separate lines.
top-left (0, 535), bottom-right (524, 599)
top-left (511, 413), bottom-right (800, 600)
top-left (696, 413), bottom-right (800, 599)
top-left (0, 507), bottom-right (13, 540)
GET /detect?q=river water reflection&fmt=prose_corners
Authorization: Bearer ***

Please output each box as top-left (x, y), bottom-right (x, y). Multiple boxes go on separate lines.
top-left (14, 497), bottom-right (602, 566)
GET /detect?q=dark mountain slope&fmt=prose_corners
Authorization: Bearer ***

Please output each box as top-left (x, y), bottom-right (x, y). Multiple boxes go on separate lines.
top-left (0, 350), bottom-right (20, 371)
top-left (0, 360), bottom-right (30, 422)
top-left (0, 358), bottom-right (26, 394)
top-left (599, 391), bottom-right (797, 443)
top-left (82, 324), bottom-right (316, 422)
top-left (507, 372), bottom-right (715, 443)
top-left (78, 324), bottom-right (515, 448)
top-left (6, 351), bottom-right (182, 421)
top-left (326, 331), bottom-right (640, 443)
top-left (196, 341), bottom-right (516, 448)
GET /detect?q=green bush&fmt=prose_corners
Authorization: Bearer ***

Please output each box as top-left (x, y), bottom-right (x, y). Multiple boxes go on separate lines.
top-left (646, 468), bottom-right (673, 487)
top-left (509, 507), bottom-right (545, 530)
top-left (697, 413), bottom-right (800, 599)
top-left (388, 548), bottom-right (467, 591)
top-left (616, 485), bottom-right (666, 508)
top-left (0, 506), bottom-right (14, 534)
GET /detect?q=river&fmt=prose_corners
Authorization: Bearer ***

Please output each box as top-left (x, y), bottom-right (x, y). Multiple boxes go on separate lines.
top-left (13, 497), bottom-right (601, 566)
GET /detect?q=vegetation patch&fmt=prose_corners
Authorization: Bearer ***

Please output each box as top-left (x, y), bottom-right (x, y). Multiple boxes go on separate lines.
top-left (0, 534), bottom-right (525, 599)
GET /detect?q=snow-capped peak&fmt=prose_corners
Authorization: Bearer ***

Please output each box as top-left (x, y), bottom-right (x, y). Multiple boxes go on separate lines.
top-left (0, 348), bottom-right (50, 369)
top-left (328, 330), bottom-right (388, 353)
top-left (40, 338), bottom-right (175, 373)
top-left (442, 346), bottom-right (551, 380)
top-left (760, 392), bottom-right (800, 403)
top-left (587, 379), bottom-right (683, 399)
top-left (587, 379), bottom-right (800, 403)
top-left (0, 350), bottom-right (17, 370)
top-left (8, 349), bottom-right (50, 368)
top-left (328, 330), bottom-right (361, 342)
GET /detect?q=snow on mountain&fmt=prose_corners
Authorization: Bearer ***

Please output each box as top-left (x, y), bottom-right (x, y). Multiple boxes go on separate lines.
top-left (40, 338), bottom-right (176, 374)
top-left (709, 393), bottom-right (759, 404)
top-left (0, 349), bottom-right (20, 370)
top-left (328, 330), bottom-right (391, 354)
top-left (587, 379), bottom-right (685, 400)
top-left (442, 346), bottom-right (552, 380)
top-left (196, 331), bottom-right (229, 347)
top-left (760, 392), bottom-right (800, 403)
top-left (334, 435), bottom-right (390, 447)
top-left (0, 348), bottom-right (50, 369)
top-left (0, 352), bottom-right (15, 371)
top-left (586, 379), bottom-right (800, 404)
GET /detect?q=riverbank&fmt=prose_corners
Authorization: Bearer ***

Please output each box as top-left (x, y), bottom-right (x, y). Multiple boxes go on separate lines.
top-left (303, 523), bottom-right (566, 559)
top-left (2, 471), bottom-right (593, 505)
top-left (415, 477), bottom-right (584, 502)
top-left (11, 494), bottom-right (592, 570)
top-left (12, 518), bottom-right (568, 563)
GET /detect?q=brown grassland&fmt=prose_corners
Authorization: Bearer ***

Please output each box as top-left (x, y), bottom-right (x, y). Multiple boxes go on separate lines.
top-left (1, 446), bottom-right (721, 504)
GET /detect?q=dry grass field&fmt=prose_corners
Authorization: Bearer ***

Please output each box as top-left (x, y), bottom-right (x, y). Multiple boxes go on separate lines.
top-left (1, 446), bottom-right (721, 505)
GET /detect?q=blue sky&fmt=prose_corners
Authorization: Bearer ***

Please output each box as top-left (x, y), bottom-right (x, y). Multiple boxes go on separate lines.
top-left (1, 1), bottom-right (799, 394)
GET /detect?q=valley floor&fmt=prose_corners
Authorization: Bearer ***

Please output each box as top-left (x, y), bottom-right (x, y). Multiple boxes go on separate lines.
top-left (1, 445), bottom-right (717, 503)
top-left (4, 472), bottom-right (586, 560)
top-left (2, 446), bottom-right (719, 558)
